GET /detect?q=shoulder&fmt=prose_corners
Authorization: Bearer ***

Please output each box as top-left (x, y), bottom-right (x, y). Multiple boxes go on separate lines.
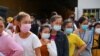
top-left (2, 31), bottom-right (12, 39)
top-left (29, 32), bottom-right (39, 40)
top-left (57, 31), bottom-right (65, 36)
top-left (69, 33), bottom-right (80, 39)
top-left (30, 32), bottom-right (38, 38)
top-left (70, 33), bottom-right (79, 37)
top-left (2, 31), bottom-right (15, 43)
top-left (73, 29), bottom-right (80, 34)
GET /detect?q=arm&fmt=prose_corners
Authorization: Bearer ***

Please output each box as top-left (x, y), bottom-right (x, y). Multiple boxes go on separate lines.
top-left (35, 47), bottom-right (41, 56)
top-left (87, 31), bottom-right (93, 49)
top-left (47, 41), bottom-right (57, 56)
top-left (7, 36), bottom-right (23, 56)
top-left (32, 34), bottom-right (42, 56)
top-left (76, 44), bottom-right (87, 56)
top-left (75, 34), bottom-right (87, 56)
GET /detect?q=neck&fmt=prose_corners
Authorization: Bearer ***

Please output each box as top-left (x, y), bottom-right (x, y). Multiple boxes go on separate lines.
top-left (51, 30), bottom-right (57, 36)
top-left (41, 38), bottom-right (47, 41)
top-left (19, 32), bottom-right (30, 38)
top-left (95, 33), bottom-right (99, 36)
top-left (41, 38), bottom-right (50, 45)
top-left (80, 28), bottom-right (85, 33)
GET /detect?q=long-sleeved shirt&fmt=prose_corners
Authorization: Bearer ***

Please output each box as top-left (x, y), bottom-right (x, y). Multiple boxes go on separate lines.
top-left (50, 31), bottom-right (69, 56)
top-left (0, 31), bottom-right (23, 56)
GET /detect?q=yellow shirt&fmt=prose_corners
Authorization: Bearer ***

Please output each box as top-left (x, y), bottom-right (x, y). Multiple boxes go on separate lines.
top-left (67, 33), bottom-right (85, 56)
top-left (92, 34), bottom-right (100, 56)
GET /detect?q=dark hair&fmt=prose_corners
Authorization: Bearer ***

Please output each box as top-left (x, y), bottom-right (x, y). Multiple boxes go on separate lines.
top-left (78, 17), bottom-right (87, 24)
top-left (51, 11), bottom-right (58, 16)
top-left (94, 22), bottom-right (100, 29)
top-left (77, 17), bottom-right (88, 28)
top-left (38, 25), bottom-right (50, 39)
top-left (15, 12), bottom-right (30, 32)
top-left (50, 12), bottom-right (62, 23)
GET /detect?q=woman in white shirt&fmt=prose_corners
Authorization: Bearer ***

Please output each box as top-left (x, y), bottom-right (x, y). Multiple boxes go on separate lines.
top-left (39, 25), bottom-right (57, 56)
top-left (14, 12), bottom-right (41, 56)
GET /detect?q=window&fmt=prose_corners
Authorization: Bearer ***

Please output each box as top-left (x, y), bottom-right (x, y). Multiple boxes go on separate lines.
top-left (83, 9), bottom-right (100, 21)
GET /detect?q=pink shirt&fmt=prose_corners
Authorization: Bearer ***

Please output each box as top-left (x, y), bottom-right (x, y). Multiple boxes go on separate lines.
top-left (0, 31), bottom-right (23, 56)
top-left (51, 35), bottom-right (56, 40)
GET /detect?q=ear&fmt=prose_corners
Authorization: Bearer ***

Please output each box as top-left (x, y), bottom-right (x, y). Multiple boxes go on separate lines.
top-left (50, 22), bottom-right (53, 27)
top-left (17, 21), bottom-right (21, 27)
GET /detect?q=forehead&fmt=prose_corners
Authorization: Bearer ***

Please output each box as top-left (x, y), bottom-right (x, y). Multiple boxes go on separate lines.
top-left (65, 22), bottom-right (73, 27)
top-left (82, 19), bottom-right (88, 23)
top-left (42, 27), bottom-right (50, 32)
top-left (21, 16), bottom-right (31, 21)
top-left (0, 20), bottom-right (4, 24)
top-left (55, 18), bottom-right (62, 22)
top-left (95, 24), bottom-right (100, 27)
top-left (0, 21), bottom-right (4, 27)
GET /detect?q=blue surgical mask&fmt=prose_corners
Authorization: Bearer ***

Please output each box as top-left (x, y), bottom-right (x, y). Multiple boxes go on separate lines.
top-left (42, 33), bottom-right (50, 39)
top-left (64, 28), bottom-right (73, 34)
top-left (53, 25), bottom-right (61, 31)
top-left (81, 25), bottom-right (88, 31)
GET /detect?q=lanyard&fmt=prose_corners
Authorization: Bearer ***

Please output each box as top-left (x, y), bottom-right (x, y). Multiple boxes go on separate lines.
top-left (79, 31), bottom-right (86, 40)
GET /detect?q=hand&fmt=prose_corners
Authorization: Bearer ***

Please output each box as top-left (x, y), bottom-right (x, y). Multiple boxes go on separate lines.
top-left (75, 51), bottom-right (80, 56)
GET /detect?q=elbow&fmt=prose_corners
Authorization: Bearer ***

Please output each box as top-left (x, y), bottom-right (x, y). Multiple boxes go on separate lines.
top-left (18, 47), bottom-right (24, 53)
top-left (80, 44), bottom-right (87, 50)
top-left (84, 44), bottom-right (87, 49)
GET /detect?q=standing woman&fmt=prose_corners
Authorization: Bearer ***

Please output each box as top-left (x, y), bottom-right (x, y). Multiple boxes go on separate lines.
top-left (0, 16), bottom-right (23, 56)
top-left (74, 17), bottom-right (93, 56)
top-left (62, 19), bottom-right (86, 56)
top-left (92, 22), bottom-right (100, 56)
top-left (14, 12), bottom-right (41, 56)
top-left (50, 14), bottom-right (69, 56)
top-left (39, 25), bottom-right (57, 56)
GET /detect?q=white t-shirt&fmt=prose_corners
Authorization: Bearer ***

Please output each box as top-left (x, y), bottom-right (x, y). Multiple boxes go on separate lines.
top-left (47, 40), bottom-right (57, 56)
top-left (14, 33), bottom-right (41, 56)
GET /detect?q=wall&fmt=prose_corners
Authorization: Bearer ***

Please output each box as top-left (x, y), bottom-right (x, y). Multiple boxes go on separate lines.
top-left (77, 0), bottom-right (100, 19)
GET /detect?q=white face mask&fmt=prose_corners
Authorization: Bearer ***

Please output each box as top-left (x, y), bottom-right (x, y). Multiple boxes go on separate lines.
top-left (42, 33), bottom-right (50, 39)
top-left (53, 25), bottom-right (61, 31)
top-left (95, 28), bottom-right (100, 34)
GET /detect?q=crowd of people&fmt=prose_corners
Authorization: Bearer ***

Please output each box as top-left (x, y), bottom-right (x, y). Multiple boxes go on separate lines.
top-left (0, 11), bottom-right (100, 56)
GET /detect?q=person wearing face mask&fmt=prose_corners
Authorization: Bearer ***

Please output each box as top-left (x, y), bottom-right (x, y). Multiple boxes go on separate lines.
top-left (0, 16), bottom-right (24, 56)
top-left (74, 17), bottom-right (93, 56)
top-left (92, 22), bottom-right (100, 56)
top-left (50, 13), bottom-right (69, 56)
top-left (39, 25), bottom-right (57, 56)
top-left (14, 12), bottom-right (42, 56)
top-left (6, 16), bottom-right (19, 37)
top-left (63, 19), bottom-right (86, 56)
top-left (5, 17), bottom-right (14, 36)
